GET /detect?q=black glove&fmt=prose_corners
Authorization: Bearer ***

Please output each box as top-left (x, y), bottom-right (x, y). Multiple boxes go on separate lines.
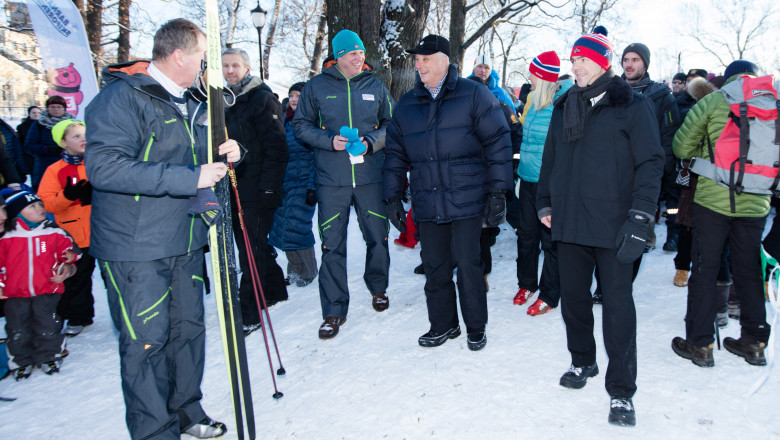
top-left (77, 180), bottom-right (92, 205)
top-left (484, 190), bottom-right (506, 227)
top-left (386, 197), bottom-right (406, 233)
top-left (305, 189), bottom-right (317, 206)
top-left (615, 209), bottom-right (656, 264)
top-left (512, 158), bottom-right (520, 182)
top-left (258, 190), bottom-right (281, 210)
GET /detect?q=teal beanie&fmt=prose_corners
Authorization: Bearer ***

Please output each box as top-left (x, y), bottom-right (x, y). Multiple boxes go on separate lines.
top-left (332, 30), bottom-right (365, 59)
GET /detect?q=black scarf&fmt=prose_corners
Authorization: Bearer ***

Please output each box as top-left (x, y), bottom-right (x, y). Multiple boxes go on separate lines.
top-left (626, 73), bottom-right (652, 93)
top-left (561, 69), bottom-right (614, 143)
top-left (228, 75), bottom-right (253, 96)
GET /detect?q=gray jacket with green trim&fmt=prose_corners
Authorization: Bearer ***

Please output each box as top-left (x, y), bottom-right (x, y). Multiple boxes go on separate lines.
top-left (293, 63), bottom-right (394, 187)
top-left (85, 60), bottom-right (209, 262)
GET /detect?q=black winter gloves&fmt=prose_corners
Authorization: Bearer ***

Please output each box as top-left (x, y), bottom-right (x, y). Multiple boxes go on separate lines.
top-left (305, 189), bottom-right (317, 207)
top-left (484, 190), bottom-right (506, 228)
top-left (258, 190), bottom-right (281, 210)
top-left (386, 197), bottom-right (406, 233)
top-left (616, 209), bottom-right (656, 264)
top-left (63, 179), bottom-right (92, 205)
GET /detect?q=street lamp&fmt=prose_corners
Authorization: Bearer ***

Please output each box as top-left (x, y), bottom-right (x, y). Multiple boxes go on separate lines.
top-left (250, 2), bottom-right (267, 80)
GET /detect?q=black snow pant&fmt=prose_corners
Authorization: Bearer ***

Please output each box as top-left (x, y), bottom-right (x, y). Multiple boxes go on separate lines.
top-left (4, 294), bottom-right (65, 369)
top-left (516, 180), bottom-right (560, 307)
top-left (418, 216), bottom-right (487, 334)
top-left (661, 171), bottom-right (681, 237)
top-left (686, 204), bottom-right (770, 347)
top-left (57, 248), bottom-right (96, 326)
top-left (101, 251), bottom-right (208, 440)
top-left (232, 203), bottom-right (288, 326)
top-left (480, 227), bottom-right (500, 275)
top-left (558, 242), bottom-right (637, 399)
top-left (317, 183), bottom-right (389, 319)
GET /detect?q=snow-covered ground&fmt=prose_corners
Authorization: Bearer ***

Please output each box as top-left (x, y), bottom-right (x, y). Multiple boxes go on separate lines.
top-left (1, 210), bottom-right (778, 439)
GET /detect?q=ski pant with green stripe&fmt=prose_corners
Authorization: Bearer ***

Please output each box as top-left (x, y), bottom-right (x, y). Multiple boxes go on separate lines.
top-left (100, 250), bottom-right (207, 440)
top-left (317, 183), bottom-right (389, 319)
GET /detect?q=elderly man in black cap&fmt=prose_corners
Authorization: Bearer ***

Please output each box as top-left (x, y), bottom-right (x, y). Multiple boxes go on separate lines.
top-left (383, 35), bottom-right (512, 351)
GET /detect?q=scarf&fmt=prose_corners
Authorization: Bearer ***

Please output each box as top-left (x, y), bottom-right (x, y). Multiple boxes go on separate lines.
top-left (62, 151), bottom-right (84, 165)
top-left (626, 73), bottom-right (652, 93)
top-left (37, 109), bottom-right (75, 129)
top-left (285, 105), bottom-right (296, 123)
top-left (228, 75), bottom-right (253, 96)
top-left (561, 69), bottom-right (614, 143)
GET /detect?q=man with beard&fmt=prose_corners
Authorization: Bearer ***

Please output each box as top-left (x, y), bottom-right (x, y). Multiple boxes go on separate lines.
top-left (622, 43), bottom-right (681, 252)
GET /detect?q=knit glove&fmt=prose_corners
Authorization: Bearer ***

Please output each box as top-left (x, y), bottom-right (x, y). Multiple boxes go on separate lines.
top-left (340, 126), bottom-right (366, 156)
top-left (484, 190), bottom-right (506, 228)
top-left (615, 209), bottom-right (656, 264)
top-left (305, 189), bottom-right (317, 207)
top-left (386, 197), bottom-right (406, 233)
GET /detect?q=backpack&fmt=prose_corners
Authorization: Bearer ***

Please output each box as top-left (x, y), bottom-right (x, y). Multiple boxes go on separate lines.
top-left (690, 75), bottom-right (780, 212)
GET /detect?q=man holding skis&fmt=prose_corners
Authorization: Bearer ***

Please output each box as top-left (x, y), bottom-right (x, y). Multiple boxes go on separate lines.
top-left (86, 19), bottom-right (240, 439)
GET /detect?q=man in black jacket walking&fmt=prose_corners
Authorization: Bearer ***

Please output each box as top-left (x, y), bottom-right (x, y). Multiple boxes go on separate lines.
top-left (383, 35), bottom-right (512, 351)
top-left (222, 48), bottom-right (289, 334)
top-left (537, 29), bottom-right (664, 427)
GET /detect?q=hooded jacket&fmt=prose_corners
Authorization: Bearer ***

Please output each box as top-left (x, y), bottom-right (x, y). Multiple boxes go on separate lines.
top-left (85, 60), bottom-right (210, 262)
top-left (384, 64), bottom-right (513, 223)
top-left (518, 79), bottom-right (574, 182)
top-left (293, 63), bottom-right (394, 187)
top-left (224, 76), bottom-right (288, 202)
top-left (37, 159), bottom-right (91, 248)
top-left (537, 76), bottom-right (664, 248)
top-left (467, 69), bottom-right (516, 109)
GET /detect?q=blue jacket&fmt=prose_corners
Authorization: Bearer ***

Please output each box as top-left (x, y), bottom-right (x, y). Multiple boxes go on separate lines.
top-left (23, 120), bottom-right (62, 188)
top-left (269, 119), bottom-right (316, 251)
top-left (384, 64), bottom-right (513, 223)
top-left (293, 63), bottom-right (394, 187)
top-left (467, 69), bottom-right (516, 109)
top-left (0, 119), bottom-right (26, 177)
top-left (85, 60), bottom-right (209, 262)
top-left (518, 80), bottom-right (573, 182)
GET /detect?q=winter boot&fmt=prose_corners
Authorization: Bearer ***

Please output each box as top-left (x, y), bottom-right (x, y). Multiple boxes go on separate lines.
top-left (40, 360), bottom-right (61, 375)
top-left (608, 397), bottom-right (636, 427)
top-left (243, 322), bottom-right (261, 337)
top-left (466, 330), bottom-right (487, 351)
top-left (673, 270), bottom-right (689, 287)
top-left (671, 337), bottom-right (714, 367)
top-left (13, 365), bottom-right (33, 381)
top-left (63, 324), bottom-right (85, 336)
top-left (371, 292), bottom-right (389, 312)
top-left (414, 263), bottom-right (425, 275)
top-left (418, 325), bottom-right (461, 348)
top-left (663, 230), bottom-right (678, 252)
top-left (527, 298), bottom-right (553, 316)
top-left (183, 416), bottom-right (227, 438)
top-left (513, 288), bottom-right (534, 305)
top-left (723, 334), bottom-right (767, 366)
top-left (559, 363), bottom-right (599, 389)
top-left (318, 316), bottom-right (346, 340)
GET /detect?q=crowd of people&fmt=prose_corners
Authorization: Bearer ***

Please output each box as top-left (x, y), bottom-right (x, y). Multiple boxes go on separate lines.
top-left (0, 17), bottom-right (777, 437)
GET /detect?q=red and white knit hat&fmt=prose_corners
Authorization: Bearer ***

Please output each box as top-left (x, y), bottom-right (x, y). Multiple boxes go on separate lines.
top-left (529, 51), bottom-right (560, 82)
top-left (570, 26), bottom-right (614, 71)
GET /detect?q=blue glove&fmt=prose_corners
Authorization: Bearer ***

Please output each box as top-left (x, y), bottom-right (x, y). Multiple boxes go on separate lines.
top-left (339, 126), bottom-right (366, 156)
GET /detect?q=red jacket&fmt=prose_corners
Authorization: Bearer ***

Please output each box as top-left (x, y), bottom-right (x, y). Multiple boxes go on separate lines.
top-left (0, 218), bottom-right (79, 298)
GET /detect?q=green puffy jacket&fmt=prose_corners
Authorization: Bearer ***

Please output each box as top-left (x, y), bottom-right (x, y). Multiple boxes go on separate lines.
top-left (672, 77), bottom-right (770, 218)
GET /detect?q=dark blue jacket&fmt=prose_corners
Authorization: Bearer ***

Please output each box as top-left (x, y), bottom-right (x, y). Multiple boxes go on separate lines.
top-left (0, 119), bottom-right (26, 177)
top-left (23, 119), bottom-right (62, 188)
top-left (85, 60), bottom-right (210, 262)
top-left (269, 119), bottom-right (316, 251)
top-left (384, 64), bottom-right (513, 223)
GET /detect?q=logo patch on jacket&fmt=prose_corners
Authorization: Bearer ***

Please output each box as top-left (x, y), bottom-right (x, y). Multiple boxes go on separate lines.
top-left (362, 94), bottom-right (375, 101)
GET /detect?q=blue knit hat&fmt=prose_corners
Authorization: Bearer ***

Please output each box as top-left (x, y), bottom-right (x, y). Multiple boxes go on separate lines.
top-left (4, 190), bottom-right (42, 220)
top-left (724, 60), bottom-right (758, 81)
top-left (332, 30), bottom-right (365, 59)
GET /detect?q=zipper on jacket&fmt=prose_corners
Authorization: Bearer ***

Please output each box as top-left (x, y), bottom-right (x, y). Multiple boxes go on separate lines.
top-left (345, 75), bottom-right (357, 188)
top-left (135, 132), bottom-right (156, 202)
top-left (27, 235), bottom-right (35, 296)
top-left (183, 119), bottom-right (198, 252)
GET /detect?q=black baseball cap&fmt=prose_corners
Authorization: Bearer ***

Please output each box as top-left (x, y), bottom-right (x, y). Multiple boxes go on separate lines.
top-left (686, 69), bottom-right (708, 79)
top-left (407, 35), bottom-right (450, 57)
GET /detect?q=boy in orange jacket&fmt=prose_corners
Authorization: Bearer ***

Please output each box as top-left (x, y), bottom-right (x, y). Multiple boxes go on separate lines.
top-left (37, 120), bottom-right (94, 336)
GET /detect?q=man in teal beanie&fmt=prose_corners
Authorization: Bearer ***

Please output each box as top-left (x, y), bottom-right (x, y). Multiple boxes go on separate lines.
top-left (293, 29), bottom-right (394, 339)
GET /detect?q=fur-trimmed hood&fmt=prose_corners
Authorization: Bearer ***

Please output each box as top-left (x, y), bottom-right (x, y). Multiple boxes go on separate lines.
top-left (555, 75), bottom-right (635, 108)
top-left (686, 77), bottom-right (716, 101)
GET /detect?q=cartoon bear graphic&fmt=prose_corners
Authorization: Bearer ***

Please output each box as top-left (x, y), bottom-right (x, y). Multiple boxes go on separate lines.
top-left (46, 63), bottom-right (84, 114)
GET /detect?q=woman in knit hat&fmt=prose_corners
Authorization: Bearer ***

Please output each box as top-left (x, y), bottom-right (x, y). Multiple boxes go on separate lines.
top-left (22, 95), bottom-right (76, 190)
top-left (513, 51), bottom-right (573, 316)
top-left (269, 82), bottom-right (318, 287)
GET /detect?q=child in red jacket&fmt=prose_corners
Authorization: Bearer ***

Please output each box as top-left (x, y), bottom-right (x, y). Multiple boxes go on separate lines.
top-left (0, 190), bottom-right (79, 379)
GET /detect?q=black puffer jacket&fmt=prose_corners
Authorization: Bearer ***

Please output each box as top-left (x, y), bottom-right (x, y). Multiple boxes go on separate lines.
top-left (537, 76), bottom-right (664, 248)
top-left (630, 78), bottom-right (680, 173)
top-left (85, 60), bottom-right (210, 262)
top-left (383, 64), bottom-right (513, 223)
top-left (225, 76), bottom-right (288, 202)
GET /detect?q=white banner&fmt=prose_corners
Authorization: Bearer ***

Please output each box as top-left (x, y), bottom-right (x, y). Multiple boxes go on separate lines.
top-left (26, 0), bottom-right (99, 120)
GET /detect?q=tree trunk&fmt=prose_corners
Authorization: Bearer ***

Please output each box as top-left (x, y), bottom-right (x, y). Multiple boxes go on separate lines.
top-left (117, 0), bottom-right (131, 63)
top-left (263, 0), bottom-right (283, 80)
top-left (326, 0), bottom-right (384, 83)
top-left (449, 0), bottom-right (466, 74)
top-left (385, 0), bottom-right (431, 100)
top-left (308, 2), bottom-right (327, 78)
top-left (86, 0), bottom-right (102, 77)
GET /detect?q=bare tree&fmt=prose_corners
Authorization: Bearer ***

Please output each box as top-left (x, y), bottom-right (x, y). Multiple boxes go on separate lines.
top-left (262, 0), bottom-right (282, 79)
top-left (383, 0), bottom-right (431, 99)
top-left (575, 0), bottom-right (618, 34)
top-left (274, 0), bottom-right (327, 79)
top-left (683, 0), bottom-right (778, 70)
top-left (309, 2), bottom-right (327, 78)
top-left (425, 0), bottom-right (449, 36)
top-left (117, 0), bottom-right (131, 63)
top-left (86, 0), bottom-right (103, 75)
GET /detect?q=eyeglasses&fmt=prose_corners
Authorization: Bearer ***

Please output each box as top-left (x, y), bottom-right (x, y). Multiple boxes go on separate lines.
top-left (672, 80), bottom-right (684, 85)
